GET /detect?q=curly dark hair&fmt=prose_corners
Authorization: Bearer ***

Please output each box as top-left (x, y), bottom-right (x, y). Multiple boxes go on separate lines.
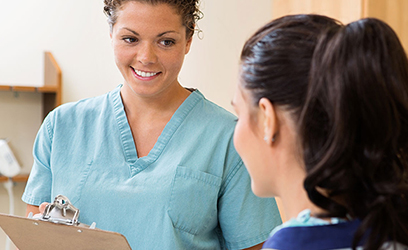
top-left (103, 0), bottom-right (202, 38)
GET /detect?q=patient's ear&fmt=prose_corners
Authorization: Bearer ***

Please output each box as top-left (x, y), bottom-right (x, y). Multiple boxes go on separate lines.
top-left (258, 98), bottom-right (278, 146)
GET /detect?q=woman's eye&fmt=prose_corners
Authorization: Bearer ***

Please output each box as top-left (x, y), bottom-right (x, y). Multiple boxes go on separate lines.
top-left (123, 37), bottom-right (137, 43)
top-left (160, 39), bottom-right (175, 47)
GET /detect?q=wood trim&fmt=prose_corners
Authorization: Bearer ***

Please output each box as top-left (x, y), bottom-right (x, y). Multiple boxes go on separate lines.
top-left (361, 0), bottom-right (368, 18)
top-left (44, 51), bottom-right (62, 106)
top-left (37, 85), bottom-right (58, 93)
top-left (0, 174), bottom-right (29, 183)
top-left (0, 85), bottom-right (12, 91)
top-left (0, 85), bottom-right (58, 93)
top-left (275, 197), bottom-right (287, 222)
top-left (11, 86), bottom-right (37, 92)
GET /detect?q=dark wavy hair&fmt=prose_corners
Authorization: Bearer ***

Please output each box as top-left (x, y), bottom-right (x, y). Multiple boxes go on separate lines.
top-left (103, 0), bottom-right (202, 38)
top-left (300, 18), bottom-right (408, 249)
top-left (241, 15), bottom-right (408, 249)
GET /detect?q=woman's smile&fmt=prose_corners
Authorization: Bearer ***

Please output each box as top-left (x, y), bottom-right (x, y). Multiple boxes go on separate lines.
top-left (131, 67), bottom-right (162, 80)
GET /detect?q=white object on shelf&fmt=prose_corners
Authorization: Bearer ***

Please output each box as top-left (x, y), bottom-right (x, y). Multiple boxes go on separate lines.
top-left (0, 139), bottom-right (21, 178)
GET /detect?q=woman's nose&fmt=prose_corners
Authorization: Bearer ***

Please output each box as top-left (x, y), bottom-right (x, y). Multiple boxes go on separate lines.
top-left (137, 43), bottom-right (157, 65)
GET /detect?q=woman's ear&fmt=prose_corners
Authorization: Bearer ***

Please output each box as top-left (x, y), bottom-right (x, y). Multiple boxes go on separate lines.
top-left (185, 36), bottom-right (193, 54)
top-left (258, 98), bottom-right (278, 146)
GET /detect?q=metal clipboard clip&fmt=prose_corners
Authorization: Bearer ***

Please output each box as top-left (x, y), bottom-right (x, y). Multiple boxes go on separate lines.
top-left (0, 195), bottom-right (132, 249)
top-left (31, 195), bottom-right (96, 229)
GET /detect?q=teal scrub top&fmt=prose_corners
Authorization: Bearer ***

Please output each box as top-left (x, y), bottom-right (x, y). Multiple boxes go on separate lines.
top-left (22, 85), bottom-right (282, 250)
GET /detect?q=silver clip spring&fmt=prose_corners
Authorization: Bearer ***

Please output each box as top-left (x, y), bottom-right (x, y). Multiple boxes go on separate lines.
top-left (41, 195), bottom-right (80, 226)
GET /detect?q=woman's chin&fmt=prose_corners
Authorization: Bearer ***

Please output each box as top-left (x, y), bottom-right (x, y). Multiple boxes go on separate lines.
top-left (251, 181), bottom-right (275, 198)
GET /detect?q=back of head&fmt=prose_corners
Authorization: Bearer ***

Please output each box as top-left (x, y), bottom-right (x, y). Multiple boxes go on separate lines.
top-left (301, 18), bottom-right (408, 248)
top-left (240, 14), bottom-right (342, 120)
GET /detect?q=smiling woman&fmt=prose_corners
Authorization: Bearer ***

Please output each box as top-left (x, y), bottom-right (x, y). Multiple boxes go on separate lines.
top-left (110, 1), bottom-right (192, 100)
top-left (21, 0), bottom-right (282, 249)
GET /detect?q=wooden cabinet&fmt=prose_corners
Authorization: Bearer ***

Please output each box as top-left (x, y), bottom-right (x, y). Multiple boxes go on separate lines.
top-left (0, 52), bottom-right (61, 182)
top-left (363, 0), bottom-right (408, 50)
top-left (272, 0), bottom-right (408, 50)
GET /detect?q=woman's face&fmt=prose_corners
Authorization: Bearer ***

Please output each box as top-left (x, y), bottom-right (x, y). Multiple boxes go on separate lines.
top-left (232, 85), bottom-right (278, 197)
top-left (111, 1), bottom-right (192, 98)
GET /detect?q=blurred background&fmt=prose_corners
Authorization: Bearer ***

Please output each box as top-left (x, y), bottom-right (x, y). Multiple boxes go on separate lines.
top-left (0, 0), bottom-right (407, 249)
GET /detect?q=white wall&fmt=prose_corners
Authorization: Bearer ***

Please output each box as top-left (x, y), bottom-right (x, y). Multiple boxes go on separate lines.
top-left (1, 0), bottom-right (272, 111)
top-left (182, 0), bottom-right (273, 112)
top-left (0, 0), bottom-right (272, 249)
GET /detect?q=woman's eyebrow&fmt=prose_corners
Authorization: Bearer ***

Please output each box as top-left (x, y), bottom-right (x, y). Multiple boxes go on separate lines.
top-left (121, 28), bottom-right (178, 37)
top-left (122, 28), bottom-right (139, 36)
top-left (157, 31), bottom-right (179, 37)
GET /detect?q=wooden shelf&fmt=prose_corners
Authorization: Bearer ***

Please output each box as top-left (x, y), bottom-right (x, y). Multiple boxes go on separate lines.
top-left (0, 174), bottom-right (29, 183)
top-left (0, 52), bottom-right (62, 182)
top-left (38, 85), bottom-right (59, 93)
top-left (0, 52), bottom-right (62, 119)
top-left (0, 85), bottom-right (12, 91)
top-left (10, 86), bottom-right (37, 92)
top-left (0, 85), bottom-right (59, 93)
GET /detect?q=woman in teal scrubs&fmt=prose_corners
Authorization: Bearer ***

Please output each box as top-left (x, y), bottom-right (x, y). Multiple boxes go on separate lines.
top-left (22, 0), bottom-right (281, 249)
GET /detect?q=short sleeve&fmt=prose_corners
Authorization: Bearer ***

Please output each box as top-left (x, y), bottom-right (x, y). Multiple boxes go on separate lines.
top-left (218, 161), bottom-right (282, 250)
top-left (21, 113), bottom-right (54, 206)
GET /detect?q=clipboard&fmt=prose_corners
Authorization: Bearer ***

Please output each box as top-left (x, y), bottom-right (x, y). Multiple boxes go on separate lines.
top-left (0, 195), bottom-right (132, 250)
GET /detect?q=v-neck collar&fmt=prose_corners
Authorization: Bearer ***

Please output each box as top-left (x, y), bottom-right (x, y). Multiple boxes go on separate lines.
top-left (111, 85), bottom-right (203, 176)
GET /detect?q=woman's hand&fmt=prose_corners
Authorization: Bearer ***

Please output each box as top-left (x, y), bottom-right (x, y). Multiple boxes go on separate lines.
top-left (25, 202), bottom-right (49, 218)
top-left (38, 202), bottom-right (48, 214)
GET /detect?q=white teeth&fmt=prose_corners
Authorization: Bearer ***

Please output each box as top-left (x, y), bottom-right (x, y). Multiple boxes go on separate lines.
top-left (134, 69), bottom-right (158, 78)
